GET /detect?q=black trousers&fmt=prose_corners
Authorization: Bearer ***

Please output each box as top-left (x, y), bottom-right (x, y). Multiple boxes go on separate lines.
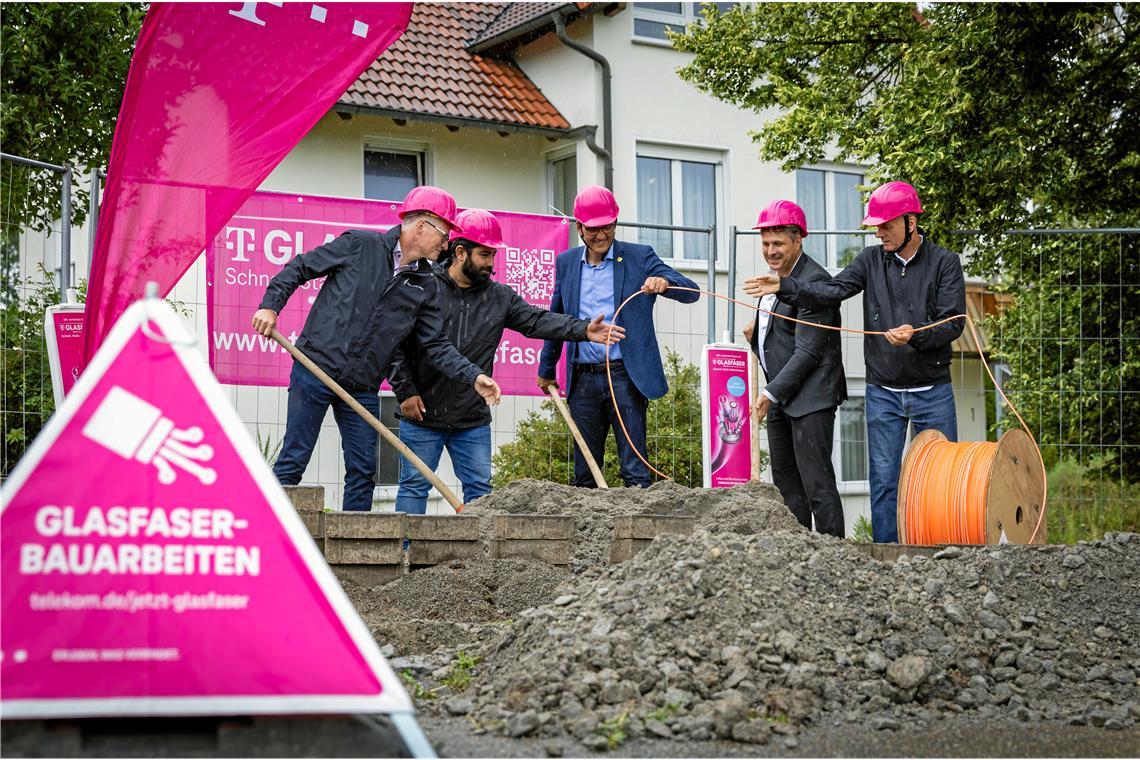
top-left (766, 404), bottom-right (845, 538)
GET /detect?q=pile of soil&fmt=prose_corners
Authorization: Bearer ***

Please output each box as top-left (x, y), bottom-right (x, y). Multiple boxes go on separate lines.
top-left (413, 528), bottom-right (1139, 751)
top-left (466, 479), bottom-right (799, 570)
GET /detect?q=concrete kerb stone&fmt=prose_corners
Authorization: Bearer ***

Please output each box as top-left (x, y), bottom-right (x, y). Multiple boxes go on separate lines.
top-left (408, 540), bottom-right (484, 567)
top-left (324, 538), bottom-right (404, 565)
top-left (282, 485), bottom-right (324, 513)
top-left (406, 515), bottom-right (480, 541)
top-left (493, 515), bottom-right (575, 541)
top-left (331, 563), bottom-right (405, 587)
top-left (608, 538), bottom-right (655, 564)
top-left (489, 538), bottom-right (570, 565)
top-left (324, 512), bottom-right (406, 539)
top-left (612, 514), bottom-right (697, 540)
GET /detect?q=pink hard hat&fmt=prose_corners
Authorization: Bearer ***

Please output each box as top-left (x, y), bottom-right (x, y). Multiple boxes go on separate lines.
top-left (752, 199), bottom-right (809, 238)
top-left (450, 208), bottom-right (505, 249)
top-left (398, 185), bottom-right (458, 226)
top-left (862, 181), bottom-right (923, 226)
top-left (573, 185), bottom-right (620, 227)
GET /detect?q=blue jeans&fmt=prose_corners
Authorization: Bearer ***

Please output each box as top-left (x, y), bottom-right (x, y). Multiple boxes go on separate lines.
top-left (273, 362), bottom-right (379, 512)
top-left (567, 362), bottom-right (651, 488)
top-left (395, 421), bottom-right (492, 514)
top-left (866, 383), bottom-right (957, 543)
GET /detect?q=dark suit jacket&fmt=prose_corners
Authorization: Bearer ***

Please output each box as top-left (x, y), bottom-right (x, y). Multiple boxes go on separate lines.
top-left (749, 254), bottom-right (847, 417)
top-left (538, 240), bottom-right (699, 399)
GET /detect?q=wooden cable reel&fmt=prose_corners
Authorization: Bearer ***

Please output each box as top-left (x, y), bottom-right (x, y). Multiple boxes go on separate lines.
top-left (897, 429), bottom-right (1047, 545)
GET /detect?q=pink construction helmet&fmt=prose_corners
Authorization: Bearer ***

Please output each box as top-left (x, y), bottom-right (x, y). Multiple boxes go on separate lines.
top-left (450, 208), bottom-right (505, 249)
top-left (752, 199), bottom-right (809, 238)
top-left (862, 181), bottom-right (923, 226)
top-left (398, 185), bottom-right (458, 226)
top-left (573, 185), bottom-right (620, 227)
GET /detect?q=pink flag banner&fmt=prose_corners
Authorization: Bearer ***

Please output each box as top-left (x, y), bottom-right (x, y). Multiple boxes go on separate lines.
top-left (205, 191), bottom-right (572, 395)
top-left (1, 298), bottom-right (411, 717)
top-left (83, 2), bottom-right (413, 362)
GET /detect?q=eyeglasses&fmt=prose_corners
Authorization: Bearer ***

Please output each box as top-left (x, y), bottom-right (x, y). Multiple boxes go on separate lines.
top-left (580, 223), bottom-right (616, 237)
top-left (422, 218), bottom-right (449, 238)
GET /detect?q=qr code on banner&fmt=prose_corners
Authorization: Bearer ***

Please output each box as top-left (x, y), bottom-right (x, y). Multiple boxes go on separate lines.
top-left (504, 247), bottom-right (556, 303)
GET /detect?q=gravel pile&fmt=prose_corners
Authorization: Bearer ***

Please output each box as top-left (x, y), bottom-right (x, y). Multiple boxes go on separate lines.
top-left (418, 529), bottom-right (1139, 750)
top-left (466, 479), bottom-right (799, 570)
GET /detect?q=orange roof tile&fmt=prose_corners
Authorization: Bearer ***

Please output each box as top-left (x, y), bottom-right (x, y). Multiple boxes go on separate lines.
top-left (341, 3), bottom-right (572, 132)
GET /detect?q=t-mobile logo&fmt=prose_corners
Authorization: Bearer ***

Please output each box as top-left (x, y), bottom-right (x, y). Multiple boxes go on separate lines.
top-left (228, 2), bottom-right (371, 38)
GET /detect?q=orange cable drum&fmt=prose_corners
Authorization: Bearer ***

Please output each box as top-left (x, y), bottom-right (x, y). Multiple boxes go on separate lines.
top-left (599, 285), bottom-right (1049, 545)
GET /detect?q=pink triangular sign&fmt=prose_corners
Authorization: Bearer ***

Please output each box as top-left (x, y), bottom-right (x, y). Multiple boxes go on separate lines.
top-left (1, 298), bottom-right (413, 719)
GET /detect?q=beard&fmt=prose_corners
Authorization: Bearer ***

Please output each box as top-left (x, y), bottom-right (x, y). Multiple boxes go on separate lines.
top-left (463, 256), bottom-right (493, 286)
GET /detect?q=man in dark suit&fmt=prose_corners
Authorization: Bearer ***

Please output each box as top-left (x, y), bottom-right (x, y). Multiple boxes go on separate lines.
top-left (538, 185), bottom-right (699, 487)
top-left (745, 200), bottom-right (846, 536)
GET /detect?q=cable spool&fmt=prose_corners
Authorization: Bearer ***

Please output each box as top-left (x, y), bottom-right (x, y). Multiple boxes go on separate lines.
top-left (897, 429), bottom-right (1047, 546)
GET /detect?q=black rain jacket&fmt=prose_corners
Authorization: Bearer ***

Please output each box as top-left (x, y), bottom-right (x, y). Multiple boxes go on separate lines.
top-left (777, 237), bottom-right (966, 389)
top-left (389, 268), bottom-right (591, 429)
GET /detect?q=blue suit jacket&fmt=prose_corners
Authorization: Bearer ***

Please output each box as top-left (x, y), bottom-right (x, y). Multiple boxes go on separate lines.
top-left (538, 240), bottom-right (699, 399)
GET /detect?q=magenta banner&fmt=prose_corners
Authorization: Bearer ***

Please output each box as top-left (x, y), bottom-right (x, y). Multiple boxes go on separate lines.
top-left (205, 191), bottom-right (571, 395)
top-left (701, 344), bottom-right (755, 488)
top-left (45, 305), bottom-right (87, 406)
top-left (2, 299), bottom-right (410, 718)
top-left (83, 3), bottom-right (412, 361)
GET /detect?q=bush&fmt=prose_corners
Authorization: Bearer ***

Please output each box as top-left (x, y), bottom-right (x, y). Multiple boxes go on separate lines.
top-left (492, 350), bottom-right (768, 488)
top-left (1046, 458), bottom-right (1140, 543)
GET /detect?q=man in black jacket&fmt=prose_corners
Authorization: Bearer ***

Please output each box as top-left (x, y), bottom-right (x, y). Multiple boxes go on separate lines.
top-left (743, 201), bottom-right (847, 537)
top-left (744, 182), bottom-right (965, 543)
top-left (251, 186), bottom-right (501, 512)
top-left (388, 209), bottom-right (624, 513)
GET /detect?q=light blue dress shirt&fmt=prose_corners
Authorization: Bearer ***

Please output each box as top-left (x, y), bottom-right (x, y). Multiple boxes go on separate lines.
top-left (576, 245), bottom-right (621, 363)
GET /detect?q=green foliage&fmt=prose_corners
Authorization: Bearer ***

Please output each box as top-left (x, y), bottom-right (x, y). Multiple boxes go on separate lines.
top-left (851, 515), bottom-right (873, 544)
top-left (493, 351), bottom-right (768, 488)
top-left (599, 711), bottom-right (628, 750)
top-left (256, 429), bottom-right (282, 467)
top-left (674, 4), bottom-right (1140, 247)
top-left (440, 650), bottom-right (481, 693)
top-left (648, 702), bottom-right (679, 723)
top-left (1, 3), bottom-right (146, 230)
top-left (1046, 457), bottom-right (1140, 543)
top-left (1, 266), bottom-right (60, 476)
top-left (399, 669), bottom-right (434, 702)
top-left (985, 234), bottom-right (1139, 482)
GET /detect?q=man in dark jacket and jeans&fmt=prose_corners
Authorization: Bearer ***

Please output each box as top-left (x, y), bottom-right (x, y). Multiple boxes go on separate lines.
top-left (388, 209), bottom-right (624, 513)
top-left (251, 187), bottom-right (501, 511)
top-left (744, 182), bottom-right (965, 543)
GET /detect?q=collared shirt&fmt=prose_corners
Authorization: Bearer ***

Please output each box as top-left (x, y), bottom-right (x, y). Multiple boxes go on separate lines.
top-left (575, 245), bottom-right (621, 364)
top-left (392, 241), bottom-right (412, 276)
top-left (756, 253), bottom-right (802, 403)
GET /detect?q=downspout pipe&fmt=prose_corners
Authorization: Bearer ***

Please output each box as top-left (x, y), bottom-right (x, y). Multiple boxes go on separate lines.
top-left (552, 13), bottom-right (613, 190)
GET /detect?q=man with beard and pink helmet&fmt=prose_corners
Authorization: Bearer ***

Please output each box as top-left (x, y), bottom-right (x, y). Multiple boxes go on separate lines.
top-left (388, 208), bottom-right (625, 514)
top-left (744, 182), bottom-right (965, 543)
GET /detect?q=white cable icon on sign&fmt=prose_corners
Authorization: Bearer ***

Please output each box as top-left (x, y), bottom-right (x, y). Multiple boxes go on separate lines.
top-left (81, 386), bottom-right (217, 486)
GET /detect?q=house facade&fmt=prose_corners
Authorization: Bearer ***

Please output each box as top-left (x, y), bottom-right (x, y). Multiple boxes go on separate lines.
top-left (27, 2), bottom-right (992, 535)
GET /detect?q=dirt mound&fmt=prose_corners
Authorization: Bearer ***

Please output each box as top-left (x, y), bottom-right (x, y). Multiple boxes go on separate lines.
top-left (419, 530), bottom-right (1139, 748)
top-left (466, 479), bottom-right (799, 570)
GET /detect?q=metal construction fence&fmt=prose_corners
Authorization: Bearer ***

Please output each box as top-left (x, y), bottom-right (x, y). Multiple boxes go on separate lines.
top-left (2, 150), bottom-right (1136, 537)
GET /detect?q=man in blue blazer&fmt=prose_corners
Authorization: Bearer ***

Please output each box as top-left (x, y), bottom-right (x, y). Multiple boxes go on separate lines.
top-left (538, 185), bottom-right (699, 487)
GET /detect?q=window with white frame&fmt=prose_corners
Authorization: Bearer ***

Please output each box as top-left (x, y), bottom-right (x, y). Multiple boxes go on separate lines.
top-left (636, 146), bottom-right (722, 262)
top-left (548, 151), bottom-right (577, 219)
top-left (838, 396), bottom-right (869, 483)
top-left (632, 3), bottom-right (736, 42)
top-left (796, 167), bottom-right (869, 269)
top-left (364, 148), bottom-right (424, 202)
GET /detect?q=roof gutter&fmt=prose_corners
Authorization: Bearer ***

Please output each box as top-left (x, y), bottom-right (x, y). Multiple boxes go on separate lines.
top-left (333, 103), bottom-right (580, 140)
top-left (552, 13), bottom-right (614, 190)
